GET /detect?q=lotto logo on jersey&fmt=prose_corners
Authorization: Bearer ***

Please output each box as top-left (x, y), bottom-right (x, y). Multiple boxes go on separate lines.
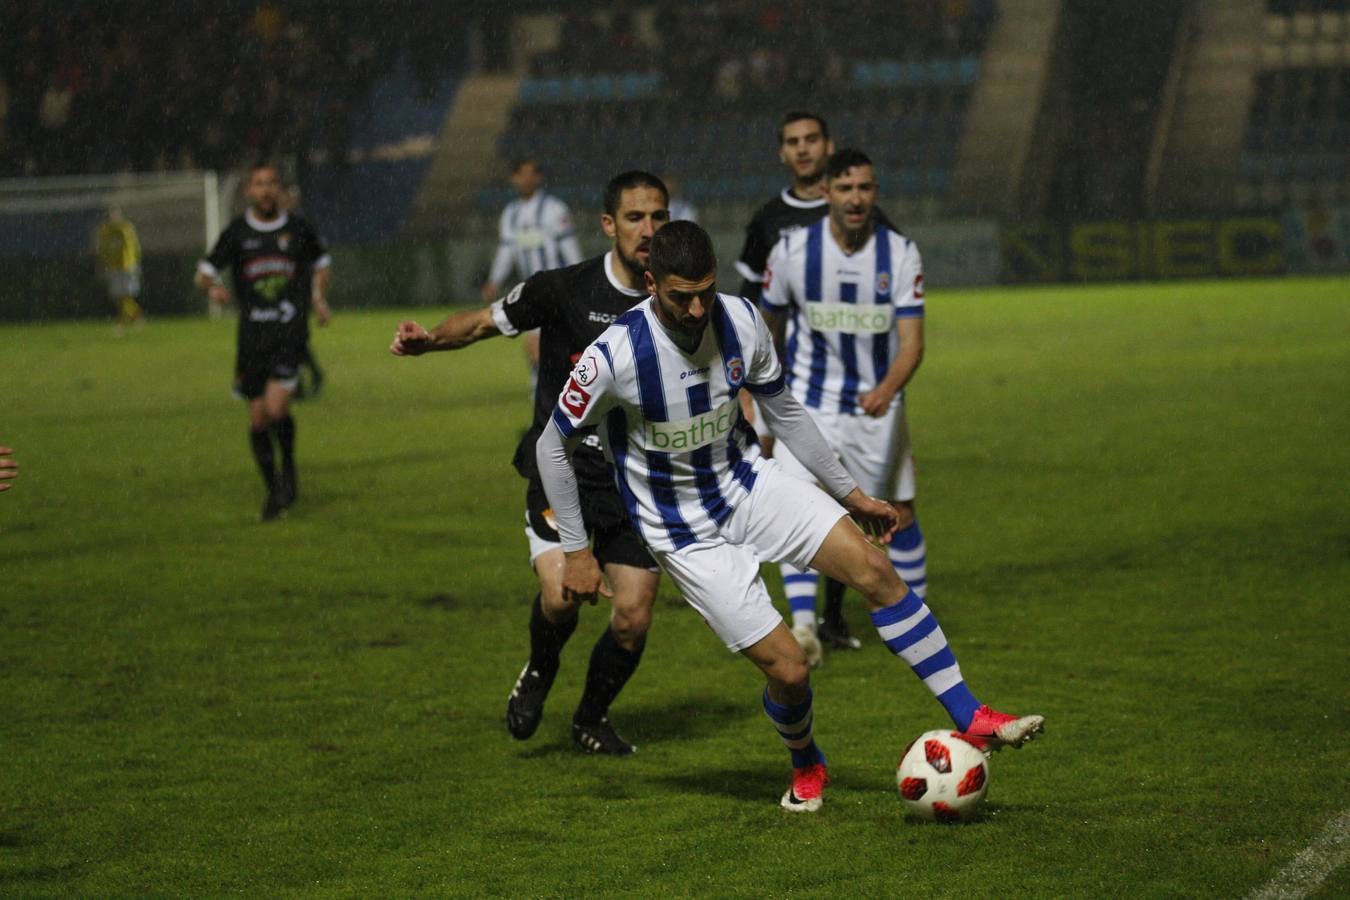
top-left (561, 377), bottom-right (591, 418)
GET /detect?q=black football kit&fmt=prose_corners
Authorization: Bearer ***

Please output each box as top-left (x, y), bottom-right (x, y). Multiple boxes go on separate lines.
top-left (491, 251), bottom-right (655, 570)
top-left (202, 210), bottom-right (329, 398)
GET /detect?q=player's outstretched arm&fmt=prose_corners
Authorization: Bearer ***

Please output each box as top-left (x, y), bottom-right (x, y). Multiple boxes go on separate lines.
top-left (0, 446), bottom-right (16, 493)
top-left (390, 307), bottom-right (500, 356)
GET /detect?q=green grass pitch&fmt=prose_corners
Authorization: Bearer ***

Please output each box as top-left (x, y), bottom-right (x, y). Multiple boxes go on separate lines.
top-left (2, 276), bottom-right (1347, 897)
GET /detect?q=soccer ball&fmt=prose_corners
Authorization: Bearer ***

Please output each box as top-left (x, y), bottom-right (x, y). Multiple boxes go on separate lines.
top-left (895, 730), bottom-right (989, 823)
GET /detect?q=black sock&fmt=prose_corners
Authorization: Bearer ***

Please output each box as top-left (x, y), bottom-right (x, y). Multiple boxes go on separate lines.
top-left (575, 627), bottom-right (645, 725)
top-left (528, 593), bottom-right (577, 687)
top-left (273, 415), bottom-right (296, 484)
top-left (249, 427), bottom-right (275, 489)
top-left (823, 578), bottom-right (846, 626)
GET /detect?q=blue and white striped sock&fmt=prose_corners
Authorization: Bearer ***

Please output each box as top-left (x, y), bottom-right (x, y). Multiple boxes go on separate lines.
top-left (890, 520), bottom-right (927, 599)
top-left (869, 589), bottom-right (980, 730)
top-left (780, 563), bottom-right (819, 630)
top-left (763, 688), bottom-right (826, 769)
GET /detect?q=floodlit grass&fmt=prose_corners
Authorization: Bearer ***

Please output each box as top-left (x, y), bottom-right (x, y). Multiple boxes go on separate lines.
top-left (2, 276), bottom-right (1347, 897)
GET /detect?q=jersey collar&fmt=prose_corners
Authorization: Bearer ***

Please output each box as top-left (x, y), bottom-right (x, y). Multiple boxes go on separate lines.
top-left (245, 209), bottom-right (291, 232)
top-left (781, 187), bottom-right (826, 209)
top-left (603, 251), bottom-right (645, 297)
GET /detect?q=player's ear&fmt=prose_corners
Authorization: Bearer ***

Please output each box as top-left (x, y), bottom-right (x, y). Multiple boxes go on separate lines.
top-left (601, 214), bottom-right (616, 239)
top-left (644, 270), bottom-right (657, 294)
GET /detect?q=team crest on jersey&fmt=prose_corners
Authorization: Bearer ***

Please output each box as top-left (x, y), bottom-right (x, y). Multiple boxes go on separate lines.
top-left (573, 354), bottom-right (600, 386)
top-left (561, 377), bottom-right (591, 418)
top-left (725, 356), bottom-right (745, 386)
top-left (876, 272), bottom-right (891, 295)
top-left (277, 232), bottom-right (291, 251)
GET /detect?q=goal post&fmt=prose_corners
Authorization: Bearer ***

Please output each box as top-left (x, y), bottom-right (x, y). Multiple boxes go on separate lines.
top-left (0, 169), bottom-right (241, 257)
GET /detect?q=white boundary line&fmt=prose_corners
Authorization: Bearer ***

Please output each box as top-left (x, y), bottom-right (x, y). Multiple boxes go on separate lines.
top-left (1248, 808), bottom-right (1350, 900)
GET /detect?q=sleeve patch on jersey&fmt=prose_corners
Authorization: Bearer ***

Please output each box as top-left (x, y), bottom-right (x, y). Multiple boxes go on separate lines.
top-left (724, 356), bottom-right (745, 386)
top-left (504, 281), bottom-right (525, 305)
top-left (561, 377), bottom-right (592, 418)
top-left (573, 354), bottom-right (600, 387)
top-left (913, 274), bottom-right (925, 299)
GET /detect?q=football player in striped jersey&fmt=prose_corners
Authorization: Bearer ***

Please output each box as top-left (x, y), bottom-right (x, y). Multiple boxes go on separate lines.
top-left (762, 148), bottom-right (929, 659)
top-left (538, 221), bottom-right (1043, 812)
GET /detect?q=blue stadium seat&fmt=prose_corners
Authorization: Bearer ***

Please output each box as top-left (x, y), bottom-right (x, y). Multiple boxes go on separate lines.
top-left (928, 59), bottom-right (956, 85)
top-left (956, 57), bottom-right (980, 85)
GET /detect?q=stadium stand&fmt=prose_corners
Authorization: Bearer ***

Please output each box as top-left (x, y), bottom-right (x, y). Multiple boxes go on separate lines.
top-left (0, 0), bottom-right (457, 182)
top-left (483, 0), bottom-right (999, 214)
top-left (1238, 1), bottom-right (1350, 208)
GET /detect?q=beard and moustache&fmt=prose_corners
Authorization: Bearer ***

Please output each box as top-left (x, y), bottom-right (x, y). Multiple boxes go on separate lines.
top-left (616, 244), bottom-right (649, 283)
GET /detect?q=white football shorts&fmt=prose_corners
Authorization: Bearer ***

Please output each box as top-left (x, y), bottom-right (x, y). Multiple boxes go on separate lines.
top-left (655, 459), bottom-right (847, 652)
top-left (773, 402), bottom-right (915, 501)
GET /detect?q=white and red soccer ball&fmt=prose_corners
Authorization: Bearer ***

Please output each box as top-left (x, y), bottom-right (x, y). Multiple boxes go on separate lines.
top-left (896, 730), bottom-right (989, 822)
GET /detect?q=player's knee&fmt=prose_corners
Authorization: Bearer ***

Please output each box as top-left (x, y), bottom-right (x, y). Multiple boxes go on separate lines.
top-left (539, 585), bottom-right (570, 618)
top-left (609, 604), bottom-right (651, 644)
top-left (769, 658), bottom-right (812, 699)
top-left (854, 549), bottom-right (904, 610)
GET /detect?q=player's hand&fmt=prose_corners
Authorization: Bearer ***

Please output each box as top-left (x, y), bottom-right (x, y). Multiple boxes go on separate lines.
top-left (207, 283), bottom-right (230, 306)
top-left (481, 280), bottom-right (499, 304)
top-left (561, 548), bottom-right (613, 606)
top-left (390, 320), bottom-right (432, 356)
top-left (840, 488), bottom-right (899, 544)
top-left (0, 446), bottom-right (16, 493)
top-left (313, 296), bottom-right (332, 327)
top-left (857, 385), bottom-right (896, 417)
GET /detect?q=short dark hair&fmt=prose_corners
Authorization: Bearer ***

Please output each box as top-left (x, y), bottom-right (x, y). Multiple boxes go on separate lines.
top-left (602, 170), bottom-right (669, 216)
top-left (779, 111), bottom-right (830, 144)
top-left (248, 161), bottom-right (279, 178)
top-left (647, 220), bottom-right (717, 282)
top-left (510, 156), bottom-right (539, 175)
top-left (826, 148), bottom-right (873, 181)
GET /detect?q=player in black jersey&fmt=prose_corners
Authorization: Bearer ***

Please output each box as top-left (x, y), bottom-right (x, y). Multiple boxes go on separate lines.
top-left (736, 112), bottom-right (835, 306)
top-left (195, 163), bottom-right (333, 521)
top-left (391, 171), bottom-right (670, 755)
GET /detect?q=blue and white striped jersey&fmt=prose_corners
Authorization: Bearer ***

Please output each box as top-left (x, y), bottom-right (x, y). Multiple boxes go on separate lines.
top-left (761, 219), bottom-right (924, 414)
top-left (549, 293), bottom-right (785, 553)
top-left (488, 191), bottom-right (582, 285)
